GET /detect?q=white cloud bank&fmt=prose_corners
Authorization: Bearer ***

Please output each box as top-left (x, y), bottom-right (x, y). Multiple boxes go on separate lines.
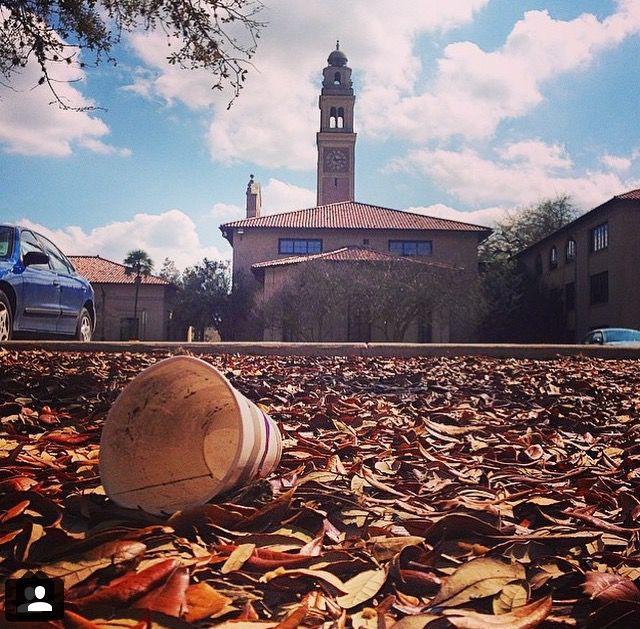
top-left (0, 54), bottom-right (129, 157)
top-left (393, 140), bottom-right (640, 209)
top-left (126, 0), bottom-right (491, 169)
top-left (366, 0), bottom-right (640, 143)
top-left (21, 210), bottom-right (222, 270)
top-left (126, 1), bottom-right (640, 169)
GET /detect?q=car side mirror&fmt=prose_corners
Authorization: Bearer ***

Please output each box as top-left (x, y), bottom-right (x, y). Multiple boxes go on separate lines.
top-left (23, 251), bottom-right (50, 267)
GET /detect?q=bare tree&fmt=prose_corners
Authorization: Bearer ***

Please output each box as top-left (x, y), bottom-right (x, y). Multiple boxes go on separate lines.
top-left (257, 259), bottom-right (481, 342)
top-left (1, 0), bottom-right (264, 109)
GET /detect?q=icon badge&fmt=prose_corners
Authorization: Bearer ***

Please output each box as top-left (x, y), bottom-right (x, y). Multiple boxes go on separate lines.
top-left (4, 575), bottom-right (64, 621)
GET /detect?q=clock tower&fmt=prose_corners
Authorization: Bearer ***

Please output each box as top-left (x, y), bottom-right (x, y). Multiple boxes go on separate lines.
top-left (316, 42), bottom-right (356, 206)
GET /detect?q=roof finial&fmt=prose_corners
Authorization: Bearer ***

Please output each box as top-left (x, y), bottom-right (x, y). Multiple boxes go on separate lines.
top-left (250, 173), bottom-right (254, 181)
top-left (336, 39), bottom-right (340, 50)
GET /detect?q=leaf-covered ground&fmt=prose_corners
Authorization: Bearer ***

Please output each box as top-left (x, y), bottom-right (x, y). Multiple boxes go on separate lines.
top-left (1, 349), bottom-right (640, 628)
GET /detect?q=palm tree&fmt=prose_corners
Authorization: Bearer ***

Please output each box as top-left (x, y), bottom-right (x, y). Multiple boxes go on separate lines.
top-left (124, 249), bottom-right (154, 340)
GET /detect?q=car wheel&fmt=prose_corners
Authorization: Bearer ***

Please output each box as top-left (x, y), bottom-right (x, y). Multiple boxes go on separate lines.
top-left (76, 308), bottom-right (93, 342)
top-left (0, 292), bottom-right (13, 341)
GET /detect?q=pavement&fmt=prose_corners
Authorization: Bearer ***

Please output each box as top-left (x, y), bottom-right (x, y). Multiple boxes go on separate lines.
top-left (2, 340), bottom-right (640, 359)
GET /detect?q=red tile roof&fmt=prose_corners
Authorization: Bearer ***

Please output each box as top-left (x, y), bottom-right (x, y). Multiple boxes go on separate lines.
top-left (221, 201), bottom-right (491, 233)
top-left (615, 188), bottom-right (640, 200)
top-left (252, 246), bottom-right (461, 271)
top-left (69, 256), bottom-right (171, 286)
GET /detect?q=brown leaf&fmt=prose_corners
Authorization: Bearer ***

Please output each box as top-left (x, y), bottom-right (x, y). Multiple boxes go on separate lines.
top-left (75, 558), bottom-right (179, 608)
top-left (442, 595), bottom-right (552, 628)
top-left (134, 566), bottom-right (189, 616)
top-left (583, 571), bottom-right (640, 604)
top-left (184, 582), bottom-right (233, 622)
top-left (431, 558), bottom-right (525, 608)
top-left (35, 540), bottom-right (146, 589)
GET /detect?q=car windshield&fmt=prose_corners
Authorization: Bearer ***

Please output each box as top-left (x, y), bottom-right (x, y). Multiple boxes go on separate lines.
top-left (605, 329), bottom-right (640, 342)
top-left (0, 226), bottom-right (13, 259)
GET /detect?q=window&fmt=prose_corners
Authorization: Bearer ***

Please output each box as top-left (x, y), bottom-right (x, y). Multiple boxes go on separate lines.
top-left (388, 240), bottom-right (432, 256)
top-left (590, 271), bottom-right (609, 304)
top-left (535, 254), bottom-right (543, 275)
top-left (565, 282), bottom-right (576, 311)
top-left (20, 230), bottom-right (49, 270)
top-left (591, 223), bottom-right (608, 252)
top-left (334, 71), bottom-right (341, 85)
top-left (604, 329), bottom-right (640, 343)
top-left (278, 239), bottom-right (322, 255)
top-left (0, 226), bottom-right (13, 259)
top-left (549, 245), bottom-right (558, 269)
top-left (566, 238), bottom-right (576, 261)
top-left (329, 106), bottom-right (337, 128)
top-left (337, 107), bottom-right (344, 129)
top-left (362, 238), bottom-right (370, 246)
top-left (37, 234), bottom-right (74, 274)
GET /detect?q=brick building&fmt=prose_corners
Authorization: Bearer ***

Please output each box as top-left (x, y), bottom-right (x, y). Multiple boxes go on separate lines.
top-left (220, 44), bottom-right (491, 342)
top-left (517, 188), bottom-right (640, 342)
top-left (69, 256), bottom-right (175, 341)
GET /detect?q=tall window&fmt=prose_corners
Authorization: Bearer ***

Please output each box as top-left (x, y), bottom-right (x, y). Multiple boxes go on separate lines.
top-left (329, 106), bottom-right (337, 128)
top-left (590, 223), bottom-right (608, 252)
top-left (566, 238), bottom-right (576, 261)
top-left (333, 71), bottom-right (341, 85)
top-left (337, 107), bottom-right (344, 129)
top-left (590, 271), bottom-right (609, 304)
top-left (278, 239), bottom-right (322, 255)
top-left (549, 245), bottom-right (558, 269)
top-left (388, 240), bottom-right (432, 256)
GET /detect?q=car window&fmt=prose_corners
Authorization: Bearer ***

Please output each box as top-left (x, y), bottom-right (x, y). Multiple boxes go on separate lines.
top-left (20, 230), bottom-right (49, 270)
top-left (0, 226), bottom-right (13, 259)
top-left (36, 234), bottom-right (74, 275)
top-left (592, 332), bottom-right (603, 344)
top-left (605, 329), bottom-right (640, 342)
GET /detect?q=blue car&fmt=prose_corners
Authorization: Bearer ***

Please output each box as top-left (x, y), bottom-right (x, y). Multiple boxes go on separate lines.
top-left (0, 225), bottom-right (95, 341)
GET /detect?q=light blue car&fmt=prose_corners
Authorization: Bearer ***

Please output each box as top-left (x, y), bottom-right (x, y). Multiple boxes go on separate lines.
top-left (582, 328), bottom-right (640, 347)
top-left (0, 225), bottom-right (95, 341)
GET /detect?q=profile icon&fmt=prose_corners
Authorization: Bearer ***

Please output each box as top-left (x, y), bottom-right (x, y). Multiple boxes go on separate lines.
top-left (18, 584), bottom-right (53, 613)
top-left (4, 574), bottom-right (63, 621)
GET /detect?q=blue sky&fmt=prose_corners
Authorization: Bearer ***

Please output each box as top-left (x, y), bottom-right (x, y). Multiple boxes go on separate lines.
top-left (1, 0), bottom-right (639, 268)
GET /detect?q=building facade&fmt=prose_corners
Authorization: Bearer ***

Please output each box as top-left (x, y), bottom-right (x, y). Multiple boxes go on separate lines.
top-left (220, 44), bottom-right (491, 342)
top-left (69, 256), bottom-right (176, 341)
top-left (517, 189), bottom-right (640, 342)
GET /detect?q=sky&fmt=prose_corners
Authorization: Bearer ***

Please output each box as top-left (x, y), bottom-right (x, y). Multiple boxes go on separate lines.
top-left (2, 0), bottom-right (640, 269)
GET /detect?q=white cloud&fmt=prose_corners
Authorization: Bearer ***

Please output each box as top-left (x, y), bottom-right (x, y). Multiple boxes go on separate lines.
top-left (262, 178), bottom-right (316, 212)
top-left (600, 153), bottom-right (633, 172)
top-left (0, 50), bottom-right (129, 157)
top-left (409, 203), bottom-right (505, 227)
top-left (498, 140), bottom-right (572, 171)
top-left (393, 141), bottom-right (640, 209)
top-left (211, 178), bottom-right (316, 223)
top-left (363, 1), bottom-right (640, 142)
top-left (125, 0), bottom-right (490, 169)
top-left (21, 210), bottom-right (222, 270)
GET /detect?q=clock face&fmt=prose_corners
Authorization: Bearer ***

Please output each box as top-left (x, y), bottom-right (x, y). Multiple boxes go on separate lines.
top-left (324, 148), bottom-right (349, 173)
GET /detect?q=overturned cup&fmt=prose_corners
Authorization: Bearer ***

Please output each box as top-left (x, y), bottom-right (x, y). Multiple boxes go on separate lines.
top-left (99, 356), bottom-right (282, 515)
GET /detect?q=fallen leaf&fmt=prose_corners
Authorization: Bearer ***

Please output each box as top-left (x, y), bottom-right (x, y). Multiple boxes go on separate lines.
top-left (184, 582), bottom-right (233, 622)
top-left (431, 558), bottom-right (525, 608)
top-left (336, 569), bottom-right (387, 609)
top-left (221, 543), bottom-right (256, 574)
top-left (443, 595), bottom-right (552, 628)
